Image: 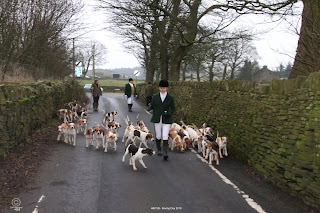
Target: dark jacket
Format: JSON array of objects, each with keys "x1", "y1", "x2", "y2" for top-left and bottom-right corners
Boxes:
[
  {"x1": 146, "y1": 86, "x2": 153, "y2": 97},
  {"x1": 91, "y1": 83, "x2": 102, "y2": 97},
  {"x1": 125, "y1": 83, "x2": 137, "y2": 98},
  {"x1": 150, "y1": 92, "x2": 175, "y2": 124}
]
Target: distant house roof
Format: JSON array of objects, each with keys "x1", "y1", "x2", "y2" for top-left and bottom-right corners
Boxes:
[{"x1": 252, "y1": 66, "x2": 280, "y2": 82}]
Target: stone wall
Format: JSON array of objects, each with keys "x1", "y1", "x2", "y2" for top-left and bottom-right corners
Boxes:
[
  {"x1": 0, "y1": 80, "x2": 85, "y2": 158},
  {"x1": 137, "y1": 73, "x2": 320, "y2": 209}
]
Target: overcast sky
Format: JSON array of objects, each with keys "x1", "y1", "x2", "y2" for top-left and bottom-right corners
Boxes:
[{"x1": 80, "y1": 1, "x2": 302, "y2": 71}]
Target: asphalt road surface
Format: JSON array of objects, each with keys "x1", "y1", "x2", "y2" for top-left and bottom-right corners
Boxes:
[{"x1": 3, "y1": 93, "x2": 318, "y2": 213}]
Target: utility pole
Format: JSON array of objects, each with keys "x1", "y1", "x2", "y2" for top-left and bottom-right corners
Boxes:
[
  {"x1": 72, "y1": 38, "x2": 75, "y2": 79},
  {"x1": 92, "y1": 44, "x2": 95, "y2": 81}
]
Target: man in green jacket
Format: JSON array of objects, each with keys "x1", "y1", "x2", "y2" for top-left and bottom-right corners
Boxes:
[
  {"x1": 149, "y1": 80, "x2": 175, "y2": 160},
  {"x1": 124, "y1": 78, "x2": 137, "y2": 112},
  {"x1": 90, "y1": 79, "x2": 102, "y2": 111}
]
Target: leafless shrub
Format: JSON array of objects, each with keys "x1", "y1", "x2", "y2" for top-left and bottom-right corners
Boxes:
[{"x1": 0, "y1": 63, "x2": 36, "y2": 82}]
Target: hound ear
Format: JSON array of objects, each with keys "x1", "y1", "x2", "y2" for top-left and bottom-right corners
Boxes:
[
  {"x1": 146, "y1": 133, "x2": 152, "y2": 140},
  {"x1": 134, "y1": 130, "x2": 140, "y2": 137},
  {"x1": 146, "y1": 148, "x2": 153, "y2": 155}
]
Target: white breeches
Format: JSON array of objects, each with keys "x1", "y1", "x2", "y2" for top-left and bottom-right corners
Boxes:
[
  {"x1": 154, "y1": 120, "x2": 171, "y2": 141},
  {"x1": 127, "y1": 96, "x2": 133, "y2": 104}
]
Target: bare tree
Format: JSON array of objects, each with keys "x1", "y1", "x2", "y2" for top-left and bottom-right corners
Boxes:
[
  {"x1": 150, "y1": 1, "x2": 254, "y2": 81},
  {"x1": 224, "y1": 34, "x2": 259, "y2": 80},
  {"x1": 96, "y1": 0, "x2": 182, "y2": 82},
  {"x1": 186, "y1": 43, "x2": 208, "y2": 81},
  {"x1": 0, "y1": 0, "x2": 84, "y2": 80},
  {"x1": 97, "y1": 0, "x2": 318, "y2": 80},
  {"x1": 97, "y1": 0, "x2": 245, "y2": 81},
  {"x1": 181, "y1": 26, "x2": 255, "y2": 81},
  {"x1": 289, "y1": 0, "x2": 320, "y2": 78},
  {"x1": 77, "y1": 40, "x2": 107, "y2": 78},
  {"x1": 218, "y1": 0, "x2": 319, "y2": 78}
]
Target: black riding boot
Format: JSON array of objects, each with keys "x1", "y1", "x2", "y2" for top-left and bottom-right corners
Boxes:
[
  {"x1": 163, "y1": 140, "x2": 169, "y2": 160},
  {"x1": 128, "y1": 104, "x2": 133, "y2": 112},
  {"x1": 93, "y1": 103, "x2": 98, "y2": 111},
  {"x1": 156, "y1": 139, "x2": 162, "y2": 156}
]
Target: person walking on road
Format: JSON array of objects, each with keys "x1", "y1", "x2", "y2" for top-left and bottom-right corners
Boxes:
[
  {"x1": 124, "y1": 78, "x2": 137, "y2": 112},
  {"x1": 145, "y1": 82, "x2": 153, "y2": 107},
  {"x1": 91, "y1": 79, "x2": 102, "y2": 111},
  {"x1": 148, "y1": 80, "x2": 175, "y2": 160}
]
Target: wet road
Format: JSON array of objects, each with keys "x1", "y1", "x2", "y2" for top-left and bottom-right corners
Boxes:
[{"x1": 2, "y1": 93, "x2": 317, "y2": 213}]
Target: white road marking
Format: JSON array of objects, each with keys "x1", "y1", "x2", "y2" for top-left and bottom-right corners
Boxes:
[
  {"x1": 191, "y1": 149, "x2": 266, "y2": 213},
  {"x1": 32, "y1": 195, "x2": 46, "y2": 213}
]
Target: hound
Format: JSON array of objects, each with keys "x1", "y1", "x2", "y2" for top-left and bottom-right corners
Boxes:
[
  {"x1": 216, "y1": 136, "x2": 228, "y2": 158},
  {"x1": 77, "y1": 119, "x2": 87, "y2": 133},
  {"x1": 169, "y1": 128, "x2": 185, "y2": 152},
  {"x1": 57, "y1": 109, "x2": 68, "y2": 120},
  {"x1": 68, "y1": 123, "x2": 77, "y2": 146},
  {"x1": 133, "y1": 130, "x2": 154, "y2": 148},
  {"x1": 84, "y1": 128, "x2": 94, "y2": 148},
  {"x1": 57, "y1": 122, "x2": 69, "y2": 143},
  {"x1": 122, "y1": 144, "x2": 155, "y2": 171},
  {"x1": 103, "y1": 111, "x2": 119, "y2": 124},
  {"x1": 105, "y1": 130, "x2": 118, "y2": 152},
  {"x1": 95, "y1": 127, "x2": 105, "y2": 150},
  {"x1": 107, "y1": 121, "x2": 122, "y2": 136},
  {"x1": 205, "y1": 141, "x2": 219, "y2": 165}
]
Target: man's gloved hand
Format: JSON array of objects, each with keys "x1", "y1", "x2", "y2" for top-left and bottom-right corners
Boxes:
[
  {"x1": 163, "y1": 111, "x2": 170, "y2": 118},
  {"x1": 147, "y1": 103, "x2": 153, "y2": 112}
]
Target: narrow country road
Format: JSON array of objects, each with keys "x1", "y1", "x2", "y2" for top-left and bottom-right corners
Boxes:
[{"x1": 2, "y1": 93, "x2": 317, "y2": 213}]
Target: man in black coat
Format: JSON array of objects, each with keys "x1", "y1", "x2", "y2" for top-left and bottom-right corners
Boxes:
[
  {"x1": 145, "y1": 82, "x2": 153, "y2": 107},
  {"x1": 124, "y1": 78, "x2": 137, "y2": 112}
]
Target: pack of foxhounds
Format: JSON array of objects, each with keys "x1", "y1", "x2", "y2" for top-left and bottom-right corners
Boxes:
[{"x1": 56, "y1": 101, "x2": 228, "y2": 170}]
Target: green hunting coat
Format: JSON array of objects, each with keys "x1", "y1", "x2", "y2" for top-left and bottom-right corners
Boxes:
[
  {"x1": 91, "y1": 83, "x2": 102, "y2": 97},
  {"x1": 124, "y1": 83, "x2": 137, "y2": 98},
  {"x1": 150, "y1": 92, "x2": 175, "y2": 124}
]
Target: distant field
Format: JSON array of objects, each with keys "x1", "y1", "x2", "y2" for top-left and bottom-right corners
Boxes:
[{"x1": 79, "y1": 79, "x2": 145, "y2": 87}]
